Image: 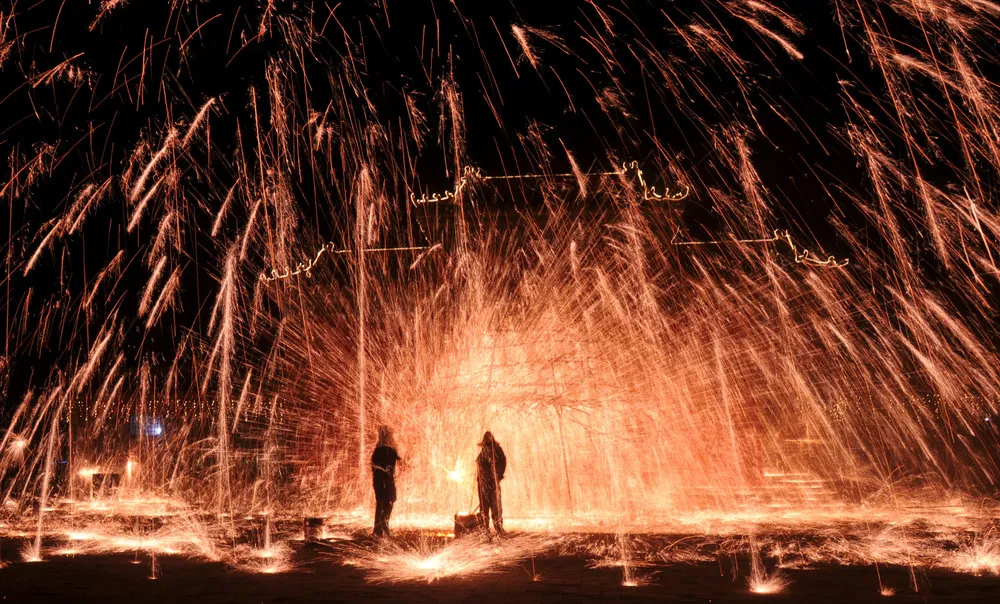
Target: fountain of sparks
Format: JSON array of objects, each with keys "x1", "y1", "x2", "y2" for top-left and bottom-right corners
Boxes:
[{"x1": 1, "y1": 0, "x2": 1000, "y2": 593}]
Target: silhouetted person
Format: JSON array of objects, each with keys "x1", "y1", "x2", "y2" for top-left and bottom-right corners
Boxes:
[
  {"x1": 371, "y1": 426, "x2": 400, "y2": 538},
  {"x1": 476, "y1": 431, "x2": 506, "y2": 535}
]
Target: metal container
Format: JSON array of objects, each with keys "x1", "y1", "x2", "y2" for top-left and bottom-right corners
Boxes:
[
  {"x1": 303, "y1": 517, "x2": 324, "y2": 543},
  {"x1": 454, "y1": 513, "x2": 484, "y2": 537}
]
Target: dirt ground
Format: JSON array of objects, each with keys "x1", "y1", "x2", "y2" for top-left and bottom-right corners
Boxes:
[{"x1": 1, "y1": 536, "x2": 998, "y2": 603}]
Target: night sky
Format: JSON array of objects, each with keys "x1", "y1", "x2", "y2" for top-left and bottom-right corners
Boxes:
[{"x1": 1, "y1": 1, "x2": 998, "y2": 412}]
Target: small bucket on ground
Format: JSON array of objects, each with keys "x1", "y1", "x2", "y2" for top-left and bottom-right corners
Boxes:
[
  {"x1": 454, "y1": 512, "x2": 484, "y2": 537},
  {"x1": 303, "y1": 517, "x2": 324, "y2": 543}
]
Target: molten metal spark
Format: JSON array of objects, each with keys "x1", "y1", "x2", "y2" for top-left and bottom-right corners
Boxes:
[{"x1": 342, "y1": 534, "x2": 556, "y2": 584}]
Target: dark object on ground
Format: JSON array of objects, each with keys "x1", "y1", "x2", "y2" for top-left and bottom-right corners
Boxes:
[
  {"x1": 303, "y1": 517, "x2": 324, "y2": 543},
  {"x1": 454, "y1": 512, "x2": 484, "y2": 536}
]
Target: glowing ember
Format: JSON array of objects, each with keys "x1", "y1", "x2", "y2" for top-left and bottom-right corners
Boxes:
[
  {"x1": 748, "y1": 571, "x2": 790, "y2": 594},
  {"x1": 342, "y1": 535, "x2": 556, "y2": 583},
  {"x1": 948, "y1": 539, "x2": 1000, "y2": 576},
  {"x1": 66, "y1": 531, "x2": 97, "y2": 541},
  {"x1": 20, "y1": 544, "x2": 43, "y2": 563},
  {"x1": 444, "y1": 461, "x2": 466, "y2": 484}
]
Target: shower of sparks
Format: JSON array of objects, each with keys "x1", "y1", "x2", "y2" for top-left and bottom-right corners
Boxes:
[
  {"x1": 748, "y1": 570, "x2": 791, "y2": 594},
  {"x1": 340, "y1": 533, "x2": 556, "y2": 583},
  {"x1": 1, "y1": 0, "x2": 1000, "y2": 595}
]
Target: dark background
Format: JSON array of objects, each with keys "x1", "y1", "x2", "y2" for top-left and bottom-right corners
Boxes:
[{"x1": 1, "y1": 1, "x2": 997, "y2": 415}]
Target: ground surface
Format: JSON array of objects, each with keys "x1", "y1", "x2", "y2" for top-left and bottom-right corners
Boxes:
[{"x1": 1, "y1": 536, "x2": 999, "y2": 604}]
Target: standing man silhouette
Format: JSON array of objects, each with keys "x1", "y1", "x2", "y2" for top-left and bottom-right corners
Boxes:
[
  {"x1": 371, "y1": 426, "x2": 400, "y2": 538},
  {"x1": 476, "y1": 431, "x2": 506, "y2": 536}
]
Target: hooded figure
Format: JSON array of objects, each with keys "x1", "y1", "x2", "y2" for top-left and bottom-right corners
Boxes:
[
  {"x1": 476, "y1": 431, "x2": 506, "y2": 535},
  {"x1": 371, "y1": 425, "x2": 400, "y2": 537}
]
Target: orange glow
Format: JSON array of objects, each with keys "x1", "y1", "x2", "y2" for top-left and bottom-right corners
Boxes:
[
  {"x1": 749, "y1": 572, "x2": 790, "y2": 594},
  {"x1": 3, "y1": 0, "x2": 1000, "y2": 595}
]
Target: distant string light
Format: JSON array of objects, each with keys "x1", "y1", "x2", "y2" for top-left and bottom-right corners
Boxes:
[
  {"x1": 672, "y1": 229, "x2": 850, "y2": 268},
  {"x1": 260, "y1": 245, "x2": 430, "y2": 283},
  {"x1": 410, "y1": 160, "x2": 690, "y2": 205},
  {"x1": 625, "y1": 160, "x2": 690, "y2": 202}
]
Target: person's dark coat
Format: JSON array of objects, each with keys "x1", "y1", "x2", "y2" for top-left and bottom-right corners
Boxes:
[
  {"x1": 476, "y1": 431, "x2": 506, "y2": 534},
  {"x1": 371, "y1": 445, "x2": 399, "y2": 502},
  {"x1": 476, "y1": 434, "x2": 506, "y2": 490}
]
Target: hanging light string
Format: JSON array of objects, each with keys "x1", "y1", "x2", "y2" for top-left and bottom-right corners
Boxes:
[
  {"x1": 259, "y1": 245, "x2": 431, "y2": 282},
  {"x1": 262, "y1": 161, "x2": 689, "y2": 282},
  {"x1": 410, "y1": 160, "x2": 690, "y2": 205},
  {"x1": 672, "y1": 229, "x2": 850, "y2": 268},
  {"x1": 261, "y1": 164, "x2": 843, "y2": 281}
]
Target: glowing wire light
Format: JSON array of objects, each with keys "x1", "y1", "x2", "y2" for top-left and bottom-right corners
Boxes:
[
  {"x1": 673, "y1": 229, "x2": 849, "y2": 268},
  {"x1": 262, "y1": 161, "x2": 689, "y2": 282}
]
